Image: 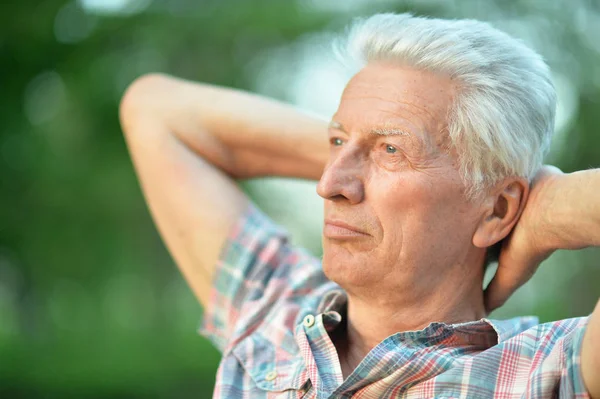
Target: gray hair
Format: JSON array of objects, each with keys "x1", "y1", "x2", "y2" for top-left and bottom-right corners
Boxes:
[{"x1": 337, "y1": 13, "x2": 556, "y2": 197}]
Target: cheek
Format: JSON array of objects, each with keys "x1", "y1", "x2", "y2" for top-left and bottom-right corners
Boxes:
[
  {"x1": 373, "y1": 172, "x2": 470, "y2": 233},
  {"x1": 374, "y1": 173, "x2": 432, "y2": 214}
]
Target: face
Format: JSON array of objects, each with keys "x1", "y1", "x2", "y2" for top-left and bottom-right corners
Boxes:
[{"x1": 317, "y1": 63, "x2": 486, "y2": 298}]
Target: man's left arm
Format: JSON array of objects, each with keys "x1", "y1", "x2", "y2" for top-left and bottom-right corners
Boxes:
[
  {"x1": 484, "y1": 168, "x2": 600, "y2": 397},
  {"x1": 544, "y1": 169, "x2": 600, "y2": 398}
]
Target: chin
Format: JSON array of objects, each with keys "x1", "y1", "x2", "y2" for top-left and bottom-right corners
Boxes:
[{"x1": 321, "y1": 249, "x2": 372, "y2": 289}]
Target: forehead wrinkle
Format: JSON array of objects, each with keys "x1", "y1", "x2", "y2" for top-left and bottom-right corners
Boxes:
[
  {"x1": 387, "y1": 97, "x2": 439, "y2": 125},
  {"x1": 343, "y1": 95, "x2": 440, "y2": 134},
  {"x1": 344, "y1": 88, "x2": 442, "y2": 119},
  {"x1": 345, "y1": 88, "x2": 445, "y2": 132}
]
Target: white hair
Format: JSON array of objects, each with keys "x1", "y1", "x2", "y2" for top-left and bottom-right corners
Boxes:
[{"x1": 337, "y1": 13, "x2": 556, "y2": 197}]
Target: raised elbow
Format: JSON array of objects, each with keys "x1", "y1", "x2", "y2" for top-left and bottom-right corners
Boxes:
[{"x1": 119, "y1": 73, "x2": 170, "y2": 134}]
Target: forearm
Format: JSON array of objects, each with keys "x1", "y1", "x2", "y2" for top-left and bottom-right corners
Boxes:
[
  {"x1": 548, "y1": 169, "x2": 600, "y2": 250},
  {"x1": 122, "y1": 73, "x2": 329, "y2": 180}
]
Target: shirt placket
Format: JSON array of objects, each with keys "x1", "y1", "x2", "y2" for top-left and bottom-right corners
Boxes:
[{"x1": 295, "y1": 312, "x2": 344, "y2": 398}]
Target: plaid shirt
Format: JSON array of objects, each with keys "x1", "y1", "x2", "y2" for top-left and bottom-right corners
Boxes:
[{"x1": 199, "y1": 204, "x2": 590, "y2": 398}]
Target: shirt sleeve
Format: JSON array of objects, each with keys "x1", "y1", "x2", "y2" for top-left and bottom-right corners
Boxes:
[
  {"x1": 198, "y1": 202, "x2": 328, "y2": 354},
  {"x1": 558, "y1": 316, "x2": 591, "y2": 398}
]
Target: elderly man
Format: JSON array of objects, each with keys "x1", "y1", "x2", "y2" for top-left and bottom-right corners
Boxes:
[{"x1": 120, "y1": 13, "x2": 599, "y2": 398}]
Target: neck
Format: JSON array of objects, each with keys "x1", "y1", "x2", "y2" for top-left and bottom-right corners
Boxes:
[
  {"x1": 346, "y1": 279, "x2": 486, "y2": 349},
  {"x1": 336, "y1": 261, "x2": 486, "y2": 376}
]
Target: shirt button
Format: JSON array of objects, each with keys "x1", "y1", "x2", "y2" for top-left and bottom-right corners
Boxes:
[
  {"x1": 303, "y1": 314, "x2": 315, "y2": 328},
  {"x1": 265, "y1": 371, "x2": 278, "y2": 381}
]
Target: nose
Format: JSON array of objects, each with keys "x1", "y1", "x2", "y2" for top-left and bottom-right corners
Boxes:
[{"x1": 316, "y1": 147, "x2": 365, "y2": 204}]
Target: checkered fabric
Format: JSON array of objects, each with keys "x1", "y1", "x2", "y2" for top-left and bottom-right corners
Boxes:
[{"x1": 199, "y1": 204, "x2": 590, "y2": 398}]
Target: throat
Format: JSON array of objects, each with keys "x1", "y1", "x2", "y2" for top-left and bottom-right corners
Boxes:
[
  {"x1": 327, "y1": 289, "x2": 487, "y2": 381},
  {"x1": 329, "y1": 310, "x2": 365, "y2": 380}
]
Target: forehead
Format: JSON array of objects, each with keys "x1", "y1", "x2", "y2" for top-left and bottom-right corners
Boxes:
[{"x1": 334, "y1": 63, "x2": 455, "y2": 145}]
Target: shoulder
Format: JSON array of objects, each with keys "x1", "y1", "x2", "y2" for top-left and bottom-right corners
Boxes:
[
  {"x1": 522, "y1": 316, "x2": 590, "y2": 348},
  {"x1": 535, "y1": 317, "x2": 590, "y2": 335},
  {"x1": 200, "y1": 202, "x2": 332, "y2": 352},
  {"x1": 427, "y1": 318, "x2": 591, "y2": 398},
  {"x1": 494, "y1": 316, "x2": 590, "y2": 359}
]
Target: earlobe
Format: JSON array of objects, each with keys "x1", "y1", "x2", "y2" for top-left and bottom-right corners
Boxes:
[{"x1": 472, "y1": 179, "x2": 529, "y2": 249}]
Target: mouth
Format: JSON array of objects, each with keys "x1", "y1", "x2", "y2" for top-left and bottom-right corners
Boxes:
[{"x1": 323, "y1": 219, "x2": 370, "y2": 239}]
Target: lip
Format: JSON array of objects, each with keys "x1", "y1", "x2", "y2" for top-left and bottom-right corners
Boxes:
[{"x1": 324, "y1": 219, "x2": 369, "y2": 239}]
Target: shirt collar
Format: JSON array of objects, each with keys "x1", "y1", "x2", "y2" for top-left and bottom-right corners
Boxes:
[
  {"x1": 316, "y1": 288, "x2": 539, "y2": 346},
  {"x1": 482, "y1": 316, "x2": 539, "y2": 342}
]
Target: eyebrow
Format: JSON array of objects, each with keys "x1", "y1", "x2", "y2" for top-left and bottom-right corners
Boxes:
[
  {"x1": 329, "y1": 120, "x2": 411, "y2": 137},
  {"x1": 369, "y1": 127, "x2": 410, "y2": 136}
]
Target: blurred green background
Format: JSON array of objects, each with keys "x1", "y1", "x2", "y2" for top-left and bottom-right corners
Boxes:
[{"x1": 1, "y1": 0, "x2": 599, "y2": 397}]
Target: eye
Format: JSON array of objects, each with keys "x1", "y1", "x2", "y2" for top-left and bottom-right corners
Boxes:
[
  {"x1": 385, "y1": 144, "x2": 397, "y2": 154},
  {"x1": 330, "y1": 137, "x2": 344, "y2": 146}
]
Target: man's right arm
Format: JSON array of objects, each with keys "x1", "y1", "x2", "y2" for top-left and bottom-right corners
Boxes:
[{"x1": 119, "y1": 74, "x2": 329, "y2": 308}]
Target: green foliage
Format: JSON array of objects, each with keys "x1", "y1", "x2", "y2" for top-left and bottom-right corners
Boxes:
[{"x1": 0, "y1": 0, "x2": 598, "y2": 397}]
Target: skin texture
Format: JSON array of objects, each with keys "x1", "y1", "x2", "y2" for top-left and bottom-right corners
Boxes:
[
  {"x1": 120, "y1": 69, "x2": 598, "y2": 394},
  {"x1": 316, "y1": 63, "x2": 528, "y2": 376},
  {"x1": 120, "y1": 75, "x2": 328, "y2": 306}
]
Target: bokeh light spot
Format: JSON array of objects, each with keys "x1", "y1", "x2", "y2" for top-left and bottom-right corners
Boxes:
[
  {"x1": 54, "y1": 1, "x2": 98, "y2": 44},
  {"x1": 23, "y1": 71, "x2": 67, "y2": 126},
  {"x1": 79, "y1": 0, "x2": 152, "y2": 16}
]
